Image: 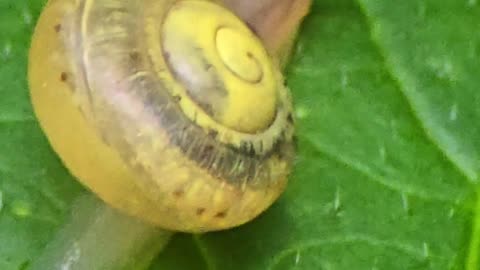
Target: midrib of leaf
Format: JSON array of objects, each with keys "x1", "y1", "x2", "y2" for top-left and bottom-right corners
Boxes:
[{"x1": 355, "y1": 1, "x2": 480, "y2": 269}]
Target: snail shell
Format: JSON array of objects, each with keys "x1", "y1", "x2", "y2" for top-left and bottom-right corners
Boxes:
[{"x1": 29, "y1": 0, "x2": 295, "y2": 232}]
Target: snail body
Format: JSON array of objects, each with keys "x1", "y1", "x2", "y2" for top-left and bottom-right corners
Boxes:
[{"x1": 29, "y1": 0, "x2": 295, "y2": 232}]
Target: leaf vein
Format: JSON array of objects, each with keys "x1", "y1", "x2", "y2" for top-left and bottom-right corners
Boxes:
[
  {"x1": 268, "y1": 234, "x2": 440, "y2": 270},
  {"x1": 303, "y1": 134, "x2": 459, "y2": 204}
]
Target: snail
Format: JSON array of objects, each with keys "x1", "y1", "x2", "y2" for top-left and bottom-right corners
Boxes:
[
  {"x1": 28, "y1": 0, "x2": 310, "y2": 268},
  {"x1": 28, "y1": 0, "x2": 296, "y2": 233}
]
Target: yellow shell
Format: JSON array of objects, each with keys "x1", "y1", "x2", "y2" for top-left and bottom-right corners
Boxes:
[{"x1": 28, "y1": 0, "x2": 295, "y2": 232}]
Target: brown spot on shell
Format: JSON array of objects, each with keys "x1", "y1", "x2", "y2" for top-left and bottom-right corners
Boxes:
[
  {"x1": 172, "y1": 95, "x2": 182, "y2": 102},
  {"x1": 173, "y1": 189, "x2": 184, "y2": 198},
  {"x1": 215, "y1": 211, "x2": 227, "y2": 218},
  {"x1": 60, "y1": 72, "x2": 68, "y2": 82},
  {"x1": 196, "y1": 208, "x2": 206, "y2": 216},
  {"x1": 54, "y1": 24, "x2": 61, "y2": 33}
]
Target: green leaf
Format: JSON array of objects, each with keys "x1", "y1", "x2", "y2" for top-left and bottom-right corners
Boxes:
[{"x1": 1, "y1": 0, "x2": 479, "y2": 269}]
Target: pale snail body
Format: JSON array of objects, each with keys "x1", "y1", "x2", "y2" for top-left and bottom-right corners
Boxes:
[{"x1": 29, "y1": 0, "x2": 295, "y2": 232}]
